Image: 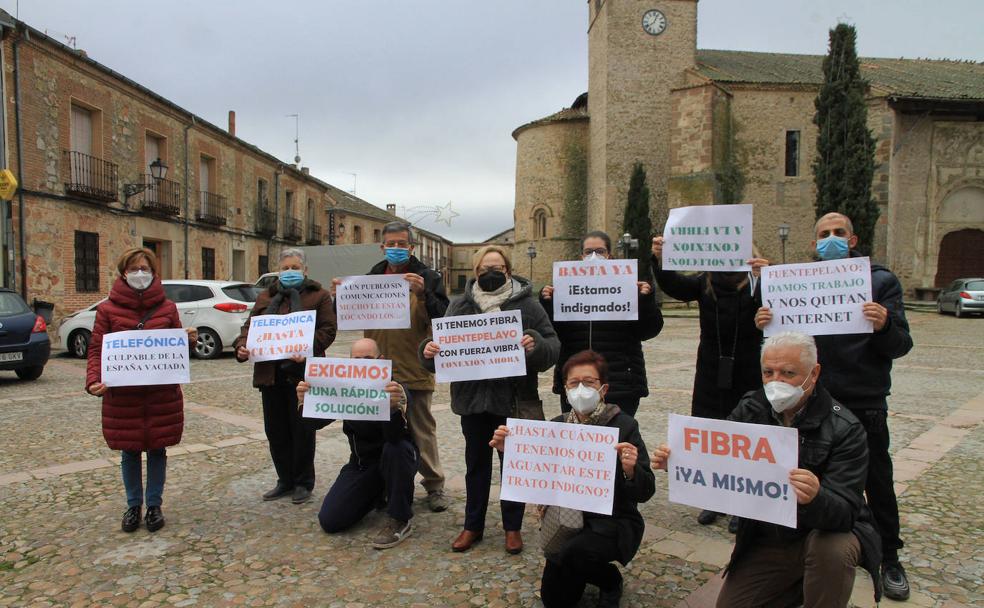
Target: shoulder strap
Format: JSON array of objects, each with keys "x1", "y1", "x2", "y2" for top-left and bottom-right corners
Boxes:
[{"x1": 135, "y1": 304, "x2": 163, "y2": 330}]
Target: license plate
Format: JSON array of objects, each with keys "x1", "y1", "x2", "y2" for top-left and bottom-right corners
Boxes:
[
  {"x1": 976, "y1": 295, "x2": 984, "y2": 302},
  {"x1": 0, "y1": 351, "x2": 24, "y2": 362}
]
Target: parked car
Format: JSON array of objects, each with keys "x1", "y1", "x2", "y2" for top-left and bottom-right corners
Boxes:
[
  {"x1": 255, "y1": 272, "x2": 279, "y2": 290},
  {"x1": 0, "y1": 288, "x2": 51, "y2": 380},
  {"x1": 937, "y1": 278, "x2": 984, "y2": 318},
  {"x1": 57, "y1": 280, "x2": 261, "y2": 359}
]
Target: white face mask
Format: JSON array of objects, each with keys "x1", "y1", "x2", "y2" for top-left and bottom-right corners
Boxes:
[
  {"x1": 764, "y1": 374, "x2": 812, "y2": 414},
  {"x1": 126, "y1": 270, "x2": 153, "y2": 291},
  {"x1": 566, "y1": 383, "x2": 603, "y2": 415},
  {"x1": 584, "y1": 252, "x2": 601, "y2": 261}
]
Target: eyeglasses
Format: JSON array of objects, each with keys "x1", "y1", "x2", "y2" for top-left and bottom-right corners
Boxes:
[
  {"x1": 126, "y1": 266, "x2": 152, "y2": 273},
  {"x1": 565, "y1": 377, "x2": 601, "y2": 389},
  {"x1": 582, "y1": 248, "x2": 608, "y2": 256},
  {"x1": 478, "y1": 266, "x2": 506, "y2": 274},
  {"x1": 384, "y1": 241, "x2": 410, "y2": 248}
]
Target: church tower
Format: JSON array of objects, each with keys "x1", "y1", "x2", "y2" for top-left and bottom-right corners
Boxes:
[{"x1": 587, "y1": 0, "x2": 698, "y2": 237}]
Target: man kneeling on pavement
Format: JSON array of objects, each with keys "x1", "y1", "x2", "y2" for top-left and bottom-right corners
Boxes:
[
  {"x1": 296, "y1": 338, "x2": 419, "y2": 550},
  {"x1": 652, "y1": 331, "x2": 882, "y2": 607}
]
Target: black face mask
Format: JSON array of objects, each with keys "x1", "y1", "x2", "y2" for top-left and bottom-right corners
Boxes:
[
  {"x1": 711, "y1": 271, "x2": 746, "y2": 288},
  {"x1": 477, "y1": 270, "x2": 507, "y2": 291}
]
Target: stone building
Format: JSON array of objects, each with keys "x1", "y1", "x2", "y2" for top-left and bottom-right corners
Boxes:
[
  {"x1": 513, "y1": 0, "x2": 984, "y2": 295},
  {"x1": 0, "y1": 11, "x2": 451, "y2": 326},
  {"x1": 449, "y1": 228, "x2": 515, "y2": 293}
]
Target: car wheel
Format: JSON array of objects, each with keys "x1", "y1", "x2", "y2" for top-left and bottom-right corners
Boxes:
[
  {"x1": 956, "y1": 301, "x2": 964, "y2": 318},
  {"x1": 15, "y1": 365, "x2": 44, "y2": 381},
  {"x1": 69, "y1": 329, "x2": 91, "y2": 358},
  {"x1": 937, "y1": 300, "x2": 944, "y2": 315},
  {"x1": 194, "y1": 328, "x2": 222, "y2": 359}
]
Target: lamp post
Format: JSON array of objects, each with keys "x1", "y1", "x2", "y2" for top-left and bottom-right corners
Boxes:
[
  {"x1": 778, "y1": 222, "x2": 790, "y2": 264},
  {"x1": 123, "y1": 158, "x2": 168, "y2": 206},
  {"x1": 526, "y1": 242, "x2": 537, "y2": 281},
  {"x1": 618, "y1": 232, "x2": 638, "y2": 259}
]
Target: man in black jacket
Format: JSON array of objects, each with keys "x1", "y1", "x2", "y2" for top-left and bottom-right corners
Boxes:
[
  {"x1": 297, "y1": 338, "x2": 419, "y2": 550},
  {"x1": 755, "y1": 212, "x2": 913, "y2": 600},
  {"x1": 652, "y1": 331, "x2": 881, "y2": 607}
]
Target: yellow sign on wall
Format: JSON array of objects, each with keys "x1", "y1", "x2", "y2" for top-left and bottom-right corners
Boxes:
[{"x1": 0, "y1": 169, "x2": 17, "y2": 200}]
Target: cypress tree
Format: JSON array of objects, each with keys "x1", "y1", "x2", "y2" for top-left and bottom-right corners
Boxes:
[
  {"x1": 622, "y1": 163, "x2": 653, "y2": 279},
  {"x1": 813, "y1": 23, "x2": 878, "y2": 255}
]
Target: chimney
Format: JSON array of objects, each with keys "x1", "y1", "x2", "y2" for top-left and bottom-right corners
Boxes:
[
  {"x1": 228, "y1": 110, "x2": 236, "y2": 137},
  {"x1": 301, "y1": 166, "x2": 310, "y2": 175},
  {"x1": 386, "y1": 204, "x2": 397, "y2": 215}
]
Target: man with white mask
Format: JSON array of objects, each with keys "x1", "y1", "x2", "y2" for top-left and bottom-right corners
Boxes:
[{"x1": 651, "y1": 331, "x2": 883, "y2": 607}]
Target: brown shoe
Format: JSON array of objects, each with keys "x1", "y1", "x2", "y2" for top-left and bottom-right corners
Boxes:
[
  {"x1": 505, "y1": 530, "x2": 524, "y2": 555},
  {"x1": 451, "y1": 529, "x2": 483, "y2": 552}
]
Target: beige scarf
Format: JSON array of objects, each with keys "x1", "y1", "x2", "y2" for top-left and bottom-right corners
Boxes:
[{"x1": 471, "y1": 278, "x2": 513, "y2": 313}]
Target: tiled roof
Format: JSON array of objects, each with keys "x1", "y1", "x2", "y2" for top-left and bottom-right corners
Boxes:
[
  {"x1": 695, "y1": 49, "x2": 984, "y2": 101},
  {"x1": 324, "y1": 184, "x2": 398, "y2": 222},
  {"x1": 512, "y1": 107, "x2": 589, "y2": 139}
]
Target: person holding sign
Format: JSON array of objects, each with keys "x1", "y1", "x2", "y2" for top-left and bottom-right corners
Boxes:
[
  {"x1": 85, "y1": 248, "x2": 196, "y2": 533},
  {"x1": 651, "y1": 332, "x2": 882, "y2": 607},
  {"x1": 420, "y1": 245, "x2": 559, "y2": 554},
  {"x1": 652, "y1": 236, "x2": 768, "y2": 530},
  {"x1": 753, "y1": 212, "x2": 913, "y2": 601},
  {"x1": 540, "y1": 231, "x2": 664, "y2": 417},
  {"x1": 333, "y1": 221, "x2": 451, "y2": 513},
  {"x1": 491, "y1": 351, "x2": 655, "y2": 608},
  {"x1": 296, "y1": 339, "x2": 419, "y2": 550},
  {"x1": 234, "y1": 248, "x2": 336, "y2": 506}
]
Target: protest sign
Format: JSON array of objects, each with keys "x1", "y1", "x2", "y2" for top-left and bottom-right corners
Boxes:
[
  {"x1": 500, "y1": 418, "x2": 619, "y2": 515},
  {"x1": 301, "y1": 357, "x2": 392, "y2": 421},
  {"x1": 101, "y1": 328, "x2": 191, "y2": 387},
  {"x1": 432, "y1": 310, "x2": 526, "y2": 383},
  {"x1": 667, "y1": 414, "x2": 798, "y2": 528},
  {"x1": 245, "y1": 310, "x2": 316, "y2": 362},
  {"x1": 552, "y1": 259, "x2": 638, "y2": 321},
  {"x1": 335, "y1": 274, "x2": 411, "y2": 330},
  {"x1": 662, "y1": 204, "x2": 754, "y2": 271},
  {"x1": 760, "y1": 257, "x2": 873, "y2": 336}
]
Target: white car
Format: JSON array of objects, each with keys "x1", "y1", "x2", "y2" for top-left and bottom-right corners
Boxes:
[{"x1": 57, "y1": 280, "x2": 261, "y2": 359}]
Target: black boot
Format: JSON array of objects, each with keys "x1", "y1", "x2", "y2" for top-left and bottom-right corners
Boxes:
[
  {"x1": 121, "y1": 506, "x2": 141, "y2": 533},
  {"x1": 597, "y1": 577, "x2": 624, "y2": 608},
  {"x1": 697, "y1": 510, "x2": 719, "y2": 525},
  {"x1": 145, "y1": 506, "x2": 165, "y2": 532},
  {"x1": 262, "y1": 483, "x2": 293, "y2": 501},
  {"x1": 728, "y1": 516, "x2": 740, "y2": 534},
  {"x1": 882, "y1": 562, "x2": 910, "y2": 601}
]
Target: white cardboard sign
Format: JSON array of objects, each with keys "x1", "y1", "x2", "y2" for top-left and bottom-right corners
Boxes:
[
  {"x1": 101, "y1": 329, "x2": 191, "y2": 387},
  {"x1": 335, "y1": 275, "x2": 411, "y2": 330},
  {"x1": 500, "y1": 418, "x2": 619, "y2": 515},
  {"x1": 760, "y1": 257, "x2": 873, "y2": 336},
  {"x1": 245, "y1": 310, "x2": 317, "y2": 362},
  {"x1": 667, "y1": 414, "x2": 799, "y2": 528},
  {"x1": 301, "y1": 357, "x2": 392, "y2": 421},
  {"x1": 662, "y1": 204, "x2": 754, "y2": 271},
  {"x1": 432, "y1": 311, "x2": 526, "y2": 383},
  {"x1": 552, "y1": 259, "x2": 639, "y2": 321}
]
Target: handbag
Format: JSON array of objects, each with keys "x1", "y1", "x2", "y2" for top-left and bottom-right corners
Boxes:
[{"x1": 538, "y1": 505, "x2": 583, "y2": 560}]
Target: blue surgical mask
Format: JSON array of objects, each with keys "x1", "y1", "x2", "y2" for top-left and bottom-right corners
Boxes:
[
  {"x1": 279, "y1": 269, "x2": 304, "y2": 288},
  {"x1": 816, "y1": 236, "x2": 849, "y2": 261},
  {"x1": 385, "y1": 247, "x2": 410, "y2": 266}
]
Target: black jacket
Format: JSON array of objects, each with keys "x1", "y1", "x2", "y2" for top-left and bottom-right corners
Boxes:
[
  {"x1": 420, "y1": 277, "x2": 560, "y2": 417},
  {"x1": 552, "y1": 408, "x2": 656, "y2": 565},
  {"x1": 726, "y1": 386, "x2": 882, "y2": 600},
  {"x1": 653, "y1": 257, "x2": 763, "y2": 419},
  {"x1": 539, "y1": 286, "x2": 663, "y2": 406},
  {"x1": 814, "y1": 253, "x2": 912, "y2": 410},
  {"x1": 317, "y1": 389, "x2": 416, "y2": 468}
]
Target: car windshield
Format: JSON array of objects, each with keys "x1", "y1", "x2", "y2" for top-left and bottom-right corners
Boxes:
[
  {"x1": 965, "y1": 280, "x2": 984, "y2": 291},
  {"x1": 0, "y1": 292, "x2": 31, "y2": 315},
  {"x1": 222, "y1": 285, "x2": 261, "y2": 303}
]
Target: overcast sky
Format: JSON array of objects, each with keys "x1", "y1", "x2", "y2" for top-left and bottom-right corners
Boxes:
[{"x1": 6, "y1": 0, "x2": 983, "y2": 241}]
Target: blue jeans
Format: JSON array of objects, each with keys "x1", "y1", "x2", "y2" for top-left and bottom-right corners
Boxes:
[{"x1": 121, "y1": 449, "x2": 167, "y2": 508}]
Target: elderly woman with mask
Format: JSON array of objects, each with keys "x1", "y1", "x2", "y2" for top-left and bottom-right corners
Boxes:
[
  {"x1": 491, "y1": 350, "x2": 656, "y2": 607},
  {"x1": 234, "y1": 248, "x2": 336, "y2": 505},
  {"x1": 420, "y1": 245, "x2": 559, "y2": 555}
]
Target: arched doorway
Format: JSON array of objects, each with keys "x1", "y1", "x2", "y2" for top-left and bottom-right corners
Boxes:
[{"x1": 935, "y1": 229, "x2": 984, "y2": 287}]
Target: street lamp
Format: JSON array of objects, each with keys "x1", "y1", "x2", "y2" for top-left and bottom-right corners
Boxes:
[
  {"x1": 123, "y1": 158, "x2": 168, "y2": 206},
  {"x1": 778, "y1": 223, "x2": 790, "y2": 264},
  {"x1": 526, "y1": 242, "x2": 537, "y2": 281},
  {"x1": 618, "y1": 232, "x2": 638, "y2": 259}
]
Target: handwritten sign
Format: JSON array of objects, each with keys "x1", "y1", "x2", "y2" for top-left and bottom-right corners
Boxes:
[
  {"x1": 552, "y1": 259, "x2": 638, "y2": 321},
  {"x1": 760, "y1": 257, "x2": 873, "y2": 336},
  {"x1": 301, "y1": 357, "x2": 392, "y2": 421},
  {"x1": 662, "y1": 204, "x2": 753, "y2": 271},
  {"x1": 101, "y1": 329, "x2": 191, "y2": 387},
  {"x1": 335, "y1": 275, "x2": 411, "y2": 330},
  {"x1": 432, "y1": 311, "x2": 526, "y2": 383},
  {"x1": 500, "y1": 418, "x2": 619, "y2": 515},
  {"x1": 245, "y1": 310, "x2": 316, "y2": 362},
  {"x1": 667, "y1": 414, "x2": 798, "y2": 528}
]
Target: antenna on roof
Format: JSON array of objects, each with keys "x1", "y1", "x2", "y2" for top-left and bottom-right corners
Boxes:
[{"x1": 286, "y1": 114, "x2": 301, "y2": 166}]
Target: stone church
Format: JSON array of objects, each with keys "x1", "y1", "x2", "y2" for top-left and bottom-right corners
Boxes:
[{"x1": 511, "y1": 0, "x2": 984, "y2": 296}]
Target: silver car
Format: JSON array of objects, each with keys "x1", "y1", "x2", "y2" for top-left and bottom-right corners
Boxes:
[
  {"x1": 57, "y1": 280, "x2": 261, "y2": 359},
  {"x1": 936, "y1": 278, "x2": 984, "y2": 318}
]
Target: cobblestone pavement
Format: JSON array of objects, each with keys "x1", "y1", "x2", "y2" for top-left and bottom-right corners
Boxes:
[{"x1": 1, "y1": 311, "x2": 981, "y2": 607}]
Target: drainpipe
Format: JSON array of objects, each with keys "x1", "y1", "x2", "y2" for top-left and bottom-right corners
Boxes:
[
  {"x1": 272, "y1": 167, "x2": 280, "y2": 259},
  {"x1": 13, "y1": 27, "x2": 27, "y2": 298},
  {"x1": 183, "y1": 116, "x2": 195, "y2": 279}
]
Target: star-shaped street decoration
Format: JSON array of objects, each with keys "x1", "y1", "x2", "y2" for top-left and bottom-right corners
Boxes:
[{"x1": 433, "y1": 201, "x2": 459, "y2": 226}]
